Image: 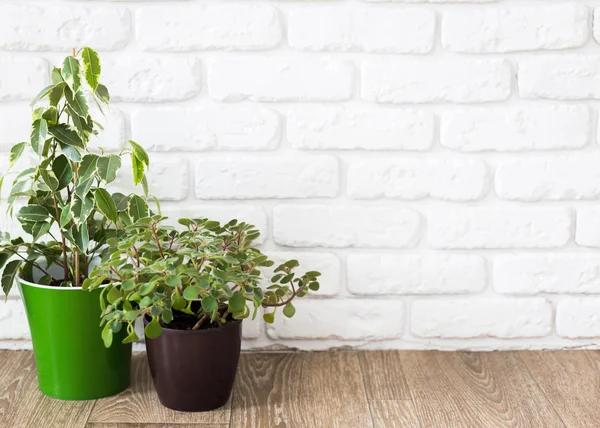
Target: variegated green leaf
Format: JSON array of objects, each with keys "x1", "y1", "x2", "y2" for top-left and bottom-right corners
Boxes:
[
  {"x1": 2, "y1": 260, "x2": 22, "y2": 297},
  {"x1": 94, "y1": 188, "x2": 118, "y2": 224},
  {"x1": 128, "y1": 195, "x2": 149, "y2": 221},
  {"x1": 52, "y1": 154, "x2": 73, "y2": 191},
  {"x1": 64, "y1": 86, "x2": 89, "y2": 118},
  {"x1": 48, "y1": 124, "x2": 84, "y2": 149},
  {"x1": 60, "y1": 202, "x2": 72, "y2": 227},
  {"x1": 72, "y1": 195, "x2": 94, "y2": 225},
  {"x1": 30, "y1": 119, "x2": 48, "y2": 155},
  {"x1": 97, "y1": 155, "x2": 121, "y2": 183},
  {"x1": 61, "y1": 56, "x2": 81, "y2": 92},
  {"x1": 9, "y1": 142, "x2": 26, "y2": 168},
  {"x1": 82, "y1": 47, "x2": 101, "y2": 91}
]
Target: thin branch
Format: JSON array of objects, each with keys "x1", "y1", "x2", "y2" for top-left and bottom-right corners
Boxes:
[
  {"x1": 263, "y1": 284, "x2": 307, "y2": 308},
  {"x1": 192, "y1": 313, "x2": 209, "y2": 330},
  {"x1": 150, "y1": 223, "x2": 165, "y2": 259},
  {"x1": 7, "y1": 249, "x2": 52, "y2": 277}
]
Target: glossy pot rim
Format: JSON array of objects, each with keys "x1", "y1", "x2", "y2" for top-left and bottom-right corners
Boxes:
[
  {"x1": 17, "y1": 275, "x2": 109, "y2": 291},
  {"x1": 144, "y1": 315, "x2": 242, "y2": 335}
]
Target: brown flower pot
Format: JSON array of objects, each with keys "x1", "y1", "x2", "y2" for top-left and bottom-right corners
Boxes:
[{"x1": 144, "y1": 318, "x2": 242, "y2": 412}]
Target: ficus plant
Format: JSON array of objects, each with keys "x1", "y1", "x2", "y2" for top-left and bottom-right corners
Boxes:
[
  {"x1": 84, "y1": 215, "x2": 321, "y2": 347},
  {"x1": 0, "y1": 47, "x2": 150, "y2": 293}
]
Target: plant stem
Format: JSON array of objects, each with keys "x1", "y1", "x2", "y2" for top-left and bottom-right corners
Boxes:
[
  {"x1": 150, "y1": 223, "x2": 165, "y2": 259},
  {"x1": 263, "y1": 285, "x2": 307, "y2": 308},
  {"x1": 7, "y1": 249, "x2": 52, "y2": 277},
  {"x1": 192, "y1": 313, "x2": 209, "y2": 330},
  {"x1": 52, "y1": 195, "x2": 69, "y2": 282}
]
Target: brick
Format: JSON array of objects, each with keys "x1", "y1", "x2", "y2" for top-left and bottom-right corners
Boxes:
[
  {"x1": 411, "y1": 298, "x2": 552, "y2": 338},
  {"x1": 441, "y1": 105, "x2": 591, "y2": 152},
  {"x1": 274, "y1": 205, "x2": 421, "y2": 248},
  {"x1": 194, "y1": 155, "x2": 338, "y2": 199},
  {"x1": 289, "y1": 7, "x2": 434, "y2": 53},
  {"x1": 111, "y1": 156, "x2": 189, "y2": 201},
  {"x1": 363, "y1": 0, "x2": 496, "y2": 2},
  {"x1": 520, "y1": 55, "x2": 600, "y2": 100},
  {"x1": 131, "y1": 106, "x2": 280, "y2": 151},
  {"x1": 137, "y1": 5, "x2": 281, "y2": 51},
  {"x1": 495, "y1": 254, "x2": 600, "y2": 295},
  {"x1": 0, "y1": 300, "x2": 30, "y2": 340},
  {"x1": 267, "y1": 299, "x2": 404, "y2": 340},
  {"x1": 443, "y1": 4, "x2": 588, "y2": 53},
  {"x1": 593, "y1": 8, "x2": 600, "y2": 45},
  {"x1": 0, "y1": 4, "x2": 130, "y2": 51},
  {"x1": 263, "y1": 252, "x2": 341, "y2": 297},
  {"x1": 0, "y1": 56, "x2": 48, "y2": 101},
  {"x1": 347, "y1": 157, "x2": 488, "y2": 201},
  {"x1": 0, "y1": 105, "x2": 31, "y2": 151},
  {"x1": 362, "y1": 59, "x2": 511, "y2": 103},
  {"x1": 429, "y1": 207, "x2": 571, "y2": 249},
  {"x1": 496, "y1": 156, "x2": 600, "y2": 201},
  {"x1": 576, "y1": 208, "x2": 600, "y2": 248},
  {"x1": 102, "y1": 56, "x2": 201, "y2": 102},
  {"x1": 347, "y1": 254, "x2": 486, "y2": 295},
  {"x1": 160, "y1": 204, "x2": 268, "y2": 244},
  {"x1": 287, "y1": 106, "x2": 434, "y2": 151},
  {"x1": 242, "y1": 304, "x2": 262, "y2": 340},
  {"x1": 556, "y1": 298, "x2": 600, "y2": 338},
  {"x1": 208, "y1": 58, "x2": 354, "y2": 102},
  {"x1": 92, "y1": 109, "x2": 126, "y2": 153}
]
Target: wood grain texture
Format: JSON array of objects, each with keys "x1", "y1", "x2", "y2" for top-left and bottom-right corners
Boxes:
[
  {"x1": 358, "y1": 351, "x2": 420, "y2": 428},
  {"x1": 4, "y1": 350, "x2": 600, "y2": 428},
  {"x1": 87, "y1": 353, "x2": 230, "y2": 425},
  {"x1": 521, "y1": 350, "x2": 600, "y2": 427},
  {"x1": 86, "y1": 424, "x2": 228, "y2": 428},
  {"x1": 231, "y1": 352, "x2": 372, "y2": 428},
  {"x1": 401, "y1": 351, "x2": 564, "y2": 427},
  {"x1": 0, "y1": 350, "x2": 93, "y2": 428}
]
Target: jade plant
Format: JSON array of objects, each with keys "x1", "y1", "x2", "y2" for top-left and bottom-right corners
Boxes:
[
  {"x1": 0, "y1": 47, "x2": 150, "y2": 294},
  {"x1": 85, "y1": 215, "x2": 321, "y2": 347}
]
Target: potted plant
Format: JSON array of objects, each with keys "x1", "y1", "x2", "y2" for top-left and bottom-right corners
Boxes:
[
  {"x1": 85, "y1": 215, "x2": 321, "y2": 412},
  {"x1": 0, "y1": 47, "x2": 150, "y2": 400}
]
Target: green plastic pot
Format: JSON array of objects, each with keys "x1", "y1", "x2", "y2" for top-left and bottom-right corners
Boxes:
[{"x1": 18, "y1": 276, "x2": 132, "y2": 400}]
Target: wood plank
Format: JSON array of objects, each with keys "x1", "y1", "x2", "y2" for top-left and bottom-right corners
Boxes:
[
  {"x1": 0, "y1": 351, "x2": 93, "y2": 428},
  {"x1": 401, "y1": 351, "x2": 564, "y2": 427},
  {"x1": 87, "y1": 424, "x2": 228, "y2": 428},
  {"x1": 0, "y1": 351, "x2": 36, "y2": 422},
  {"x1": 231, "y1": 352, "x2": 372, "y2": 428},
  {"x1": 88, "y1": 353, "x2": 230, "y2": 425},
  {"x1": 358, "y1": 351, "x2": 420, "y2": 428},
  {"x1": 521, "y1": 350, "x2": 600, "y2": 427}
]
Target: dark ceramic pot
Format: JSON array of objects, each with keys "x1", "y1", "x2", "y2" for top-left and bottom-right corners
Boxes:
[{"x1": 144, "y1": 317, "x2": 242, "y2": 412}]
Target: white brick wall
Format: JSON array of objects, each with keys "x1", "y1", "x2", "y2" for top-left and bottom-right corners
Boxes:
[{"x1": 3, "y1": 0, "x2": 600, "y2": 351}]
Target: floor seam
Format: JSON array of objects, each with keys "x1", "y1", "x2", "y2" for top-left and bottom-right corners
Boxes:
[
  {"x1": 516, "y1": 352, "x2": 568, "y2": 428},
  {"x1": 356, "y1": 351, "x2": 378, "y2": 428}
]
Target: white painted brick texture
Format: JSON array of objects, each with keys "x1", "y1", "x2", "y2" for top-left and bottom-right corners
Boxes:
[
  {"x1": 347, "y1": 157, "x2": 488, "y2": 201},
  {"x1": 0, "y1": 4, "x2": 130, "y2": 51},
  {"x1": 496, "y1": 156, "x2": 600, "y2": 201},
  {"x1": 3, "y1": 0, "x2": 600, "y2": 351},
  {"x1": 441, "y1": 105, "x2": 591, "y2": 152},
  {"x1": 442, "y1": 4, "x2": 588, "y2": 53},
  {"x1": 289, "y1": 7, "x2": 435, "y2": 53},
  {"x1": 137, "y1": 5, "x2": 282, "y2": 51},
  {"x1": 412, "y1": 298, "x2": 552, "y2": 339},
  {"x1": 361, "y1": 59, "x2": 511, "y2": 103}
]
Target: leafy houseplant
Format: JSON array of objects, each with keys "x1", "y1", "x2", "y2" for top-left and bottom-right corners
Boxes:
[
  {"x1": 86, "y1": 215, "x2": 321, "y2": 411},
  {"x1": 0, "y1": 47, "x2": 150, "y2": 400}
]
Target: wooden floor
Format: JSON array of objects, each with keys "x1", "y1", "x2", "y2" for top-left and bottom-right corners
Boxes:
[{"x1": 1, "y1": 351, "x2": 600, "y2": 428}]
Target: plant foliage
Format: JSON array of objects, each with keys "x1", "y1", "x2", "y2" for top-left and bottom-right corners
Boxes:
[
  {"x1": 0, "y1": 47, "x2": 150, "y2": 294},
  {"x1": 85, "y1": 216, "x2": 321, "y2": 347}
]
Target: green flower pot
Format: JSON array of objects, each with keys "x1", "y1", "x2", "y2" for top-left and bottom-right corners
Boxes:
[{"x1": 18, "y1": 276, "x2": 132, "y2": 400}]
